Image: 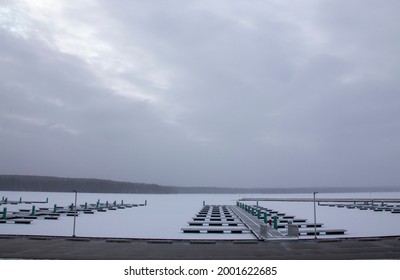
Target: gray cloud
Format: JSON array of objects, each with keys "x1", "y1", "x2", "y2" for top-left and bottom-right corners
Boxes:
[{"x1": 1, "y1": 0, "x2": 399, "y2": 188}]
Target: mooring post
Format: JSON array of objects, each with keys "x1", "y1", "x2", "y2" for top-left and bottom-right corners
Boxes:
[
  {"x1": 203, "y1": 200, "x2": 205, "y2": 206},
  {"x1": 31, "y1": 205, "x2": 36, "y2": 216},
  {"x1": 264, "y1": 212, "x2": 268, "y2": 224},
  {"x1": 85, "y1": 202, "x2": 87, "y2": 209},
  {"x1": 106, "y1": 201, "x2": 108, "y2": 207},
  {"x1": 1, "y1": 207, "x2": 6, "y2": 219},
  {"x1": 53, "y1": 204, "x2": 57, "y2": 213},
  {"x1": 96, "y1": 200, "x2": 100, "y2": 208},
  {"x1": 273, "y1": 216, "x2": 278, "y2": 230},
  {"x1": 145, "y1": 200, "x2": 147, "y2": 206},
  {"x1": 257, "y1": 209, "x2": 261, "y2": 219},
  {"x1": 46, "y1": 198, "x2": 48, "y2": 203},
  {"x1": 121, "y1": 200, "x2": 124, "y2": 205},
  {"x1": 113, "y1": 201, "x2": 116, "y2": 206},
  {"x1": 19, "y1": 197, "x2": 22, "y2": 203}
]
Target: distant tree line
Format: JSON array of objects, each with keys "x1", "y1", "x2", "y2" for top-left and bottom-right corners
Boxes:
[{"x1": 1, "y1": 175, "x2": 399, "y2": 194}]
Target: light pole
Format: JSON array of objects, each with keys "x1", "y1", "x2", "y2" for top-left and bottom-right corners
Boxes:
[
  {"x1": 313, "y1": 192, "x2": 318, "y2": 241},
  {"x1": 72, "y1": 190, "x2": 78, "y2": 237}
]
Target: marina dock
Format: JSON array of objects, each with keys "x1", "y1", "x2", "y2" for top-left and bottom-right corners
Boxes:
[
  {"x1": 1, "y1": 199, "x2": 147, "y2": 224},
  {"x1": 240, "y1": 197, "x2": 400, "y2": 203},
  {"x1": 229, "y1": 205, "x2": 284, "y2": 239}
]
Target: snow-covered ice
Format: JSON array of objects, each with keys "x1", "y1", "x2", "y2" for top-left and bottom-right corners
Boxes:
[{"x1": 1, "y1": 191, "x2": 399, "y2": 239}]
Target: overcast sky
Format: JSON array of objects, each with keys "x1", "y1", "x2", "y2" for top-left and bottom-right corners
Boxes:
[{"x1": 1, "y1": 0, "x2": 399, "y2": 188}]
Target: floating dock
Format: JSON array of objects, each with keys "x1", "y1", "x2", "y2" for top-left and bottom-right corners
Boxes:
[
  {"x1": 1, "y1": 199, "x2": 147, "y2": 224},
  {"x1": 239, "y1": 197, "x2": 400, "y2": 203},
  {"x1": 0, "y1": 197, "x2": 49, "y2": 206},
  {"x1": 182, "y1": 205, "x2": 252, "y2": 234},
  {"x1": 319, "y1": 202, "x2": 400, "y2": 214},
  {"x1": 236, "y1": 202, "x2": 347, "y2": 238},
  {"x1": 229, "y1": 205, "x2": 284, "y2": 239}
]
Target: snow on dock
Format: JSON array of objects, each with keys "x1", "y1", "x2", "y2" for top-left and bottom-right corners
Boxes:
[
  {"x1": 1, "y1": 199, "x2": 147, "y2": 225},
  {"x1": 236, "y1": 202, "x2": 347, "y2": 239}
]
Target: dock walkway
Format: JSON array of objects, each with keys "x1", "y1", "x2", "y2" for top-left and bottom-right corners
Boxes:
[{"x1": 229, "y1": 206, "x2": 284, "y2": 240}]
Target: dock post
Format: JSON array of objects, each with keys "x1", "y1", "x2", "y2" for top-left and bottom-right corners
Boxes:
[
  {"x1": 96, "y1": 201, "x2": 99, "y2": 209},
  {"x1": 257, "y1": 209, "x2": 261, "y2": 219},
  {"x1": 31, "y1": 205, "x2": 36, "y2": 216},
  {"x1": 1, "y1": 207, "x2": 6, "y2": 219},
  {"x1": 264, "y1": 212, "x2": 268, "y2": 224},
  {"x1": 106, "y1": 201, "x2": 109, "y2": 207},
  {"x1": 273, "y1": 216, "x2": 278, "y2": 230},
  {"x1": 256, "y1": 201, "x2": 259, "y2": 206},
  {"x1": 203, "y1": 200, "x2": 205, "y2": 206},
  {"x1": 121, "y1": 200, "x2": 124, "y2": 205},
  {"x1": 46, "y1": 198, "x2": 48, "y2": 203},
  {"x1": 19, "y1": 197, "x2": 22, "y2": 203},
  {"x1": 4, "y1": 197, "x2": 7, "y2": 203},
  {"x1": 1, "y1": 196, "x2": 3, "y2": 202},
  {"x1": 53, "y1": 204, "x2": 57, "y2": 213},
  {"x1": 85, "y1": 202, "x2": 88, "y2": 209},
  {"x1": 145, "y1": 200, "x2": 147, "y2": 206},
  {"x1": 113, "y1": 201, "x2": 116, "y2": 206}
]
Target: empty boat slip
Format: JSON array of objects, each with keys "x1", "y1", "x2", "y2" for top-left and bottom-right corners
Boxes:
[{"x1": 182, "y1": 205, "x2": 254, "y2": 236}]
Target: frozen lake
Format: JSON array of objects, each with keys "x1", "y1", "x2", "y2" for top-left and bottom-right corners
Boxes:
[{"x1": 1, "y1": 191, "x2": 400, "y2": 239}]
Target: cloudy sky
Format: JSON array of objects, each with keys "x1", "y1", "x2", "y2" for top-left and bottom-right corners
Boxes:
[{"x1": 1, "y1": 0, "x2": 399, "y2": 188}]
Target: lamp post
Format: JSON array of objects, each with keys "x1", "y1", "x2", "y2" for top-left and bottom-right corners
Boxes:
[
  {"x1": 72, "y1": 190, "x2": 78, "y2": 237},
  {"x1": 313, "y1": 192, "x2": 318, "y2": 241}
]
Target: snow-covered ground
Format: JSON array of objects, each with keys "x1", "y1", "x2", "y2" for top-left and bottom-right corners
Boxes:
[{"x1": 1, "y1": 191, "x2": 399, "y2": 239}]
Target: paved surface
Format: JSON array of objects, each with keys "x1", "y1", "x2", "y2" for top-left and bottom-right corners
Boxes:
[
  {"x1": 229, "y1": 206, "x2": 284, "y2": 239},
  {"x1": 1, "y1": 235, "x2": 400, "y2": 259}
]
